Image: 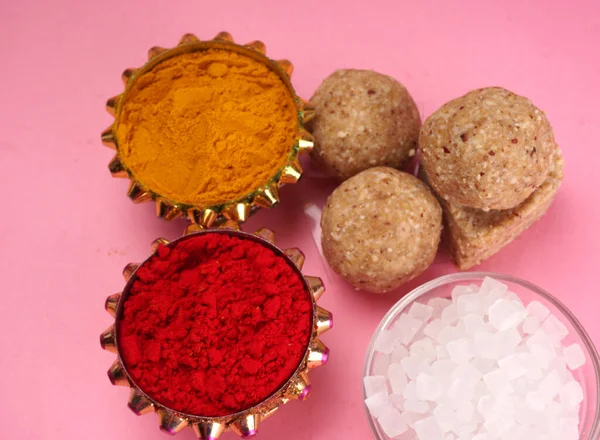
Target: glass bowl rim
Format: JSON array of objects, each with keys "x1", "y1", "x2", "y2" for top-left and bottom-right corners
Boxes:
[{"x1": 361, "y1": 271, "x2": 600, "y2": 439}]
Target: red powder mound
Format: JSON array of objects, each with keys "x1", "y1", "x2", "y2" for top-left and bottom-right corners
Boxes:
[{"x1": 118, "y1": 233, "x2": 313, "y2": 416}]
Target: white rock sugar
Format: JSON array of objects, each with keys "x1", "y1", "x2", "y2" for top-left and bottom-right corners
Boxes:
[
  {"x1": 542, "y1": 314, "x2": 569, "y2": 343},
  {"x1": 374, "y1": 329, "x2": 398, "y2": 354},
  {"x1": 410, "y1": 337, "x2": 437, "y2": 362},
  {"x1": 364, "y1": 375, "x2": 388, "y2": 397},
  {"x1": 526, "y1": 300, "x2": 551, "y2": 321},
  {"x1": 378, "y1": 408, "x2": 408, "y2": 437},
  {"x1": 364, "y1": 277, "x2": 587, "y2": 440},
  {"x1": 387, "y1": 363, "x2": 407, "y2": 394},
  {"x1": 522, "y1": 315, "x2": 541, "y2": 334},
  {"x1": 560, "y1": 380, "x2": 584, "y2": 409},
  {"x1": 416, "y1": 373, "x2": 442, "y2": 401},
  {"x1": 488, "y1": 298, "x2": 527, "y2": 331},
  {"x1": 563, "y1": 343, "x2": 585, "y2": 370},
  {"x1": 409, "y1": 302, "x2": 434, "y2": 322}
]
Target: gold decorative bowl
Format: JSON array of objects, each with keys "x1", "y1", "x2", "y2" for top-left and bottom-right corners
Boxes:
[
  {"x1": 101, "y1": 31, "x2": 315, "y2": 226},
  {"x1": 99, "y1": 224, "x2": 332, "y2": 438}
]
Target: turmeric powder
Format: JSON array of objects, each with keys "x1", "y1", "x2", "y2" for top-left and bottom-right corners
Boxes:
[{"x1": 116, "y1": 48, "x2": 298, "y2": 206}]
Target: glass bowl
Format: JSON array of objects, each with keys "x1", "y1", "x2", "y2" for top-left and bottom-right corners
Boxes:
[{"x1": 362, "y1": 272, "x2": 600, "y2": 439}]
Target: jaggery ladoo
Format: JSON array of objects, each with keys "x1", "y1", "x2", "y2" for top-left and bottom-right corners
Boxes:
[
  {"x1": 321, "y1": 167, "x2": 442, "y2": 293},
  {"x1": 420, "y1": 87, "x2": 557, "y2": 211},
  {"x1": 310, "y1": 70, "x2": 421, "y2": 180},
  {"x1": 419, "y1": 147, "x2": 563, "y2": 270},
  {"x1": 439, "y1": 150, "x2": 563, "y2": 269}
]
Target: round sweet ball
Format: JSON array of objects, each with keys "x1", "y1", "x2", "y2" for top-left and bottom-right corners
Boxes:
[
  {"x1": 321, "y1": 167, "x2": 442, "y2": 294},
  {"x1": 420, "y1": 87, "x2": 557, "y2": 211},
  {"x1": 310, "y1": 69, "x2": 421, "y2": 180}
]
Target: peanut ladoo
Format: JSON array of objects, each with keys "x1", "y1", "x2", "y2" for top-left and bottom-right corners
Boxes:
[
  {"x1": 310, "y1": 70, "x2": 421, "y2": 180},
  {"x1": 321, "y1": 167, "x2": 442, "y2": 294},
  {"x1": 420, "y1": 87, "x2": 557, "y2": 211}
]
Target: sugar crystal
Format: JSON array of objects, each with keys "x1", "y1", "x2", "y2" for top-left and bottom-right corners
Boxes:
[
  {"x1": 390, "y1": 392, "x2": 405, "y2": 410},
  {"x1": 449, "y1": 378, "x2": 474, "y2": 402},
  {"x1": 519, "y1": 353, "x2": 543, "y2": 380},
  {"x1": 372, "y1": 353, "x2": 391, "y2": 376},
  {"x1": 529, "y1": 339, "x2": 556, "y2": 369},
  {"x1": 424, "y1": 318, "x2": 445, "y2": 340},
  {"x1": 489, "y1": 299, "x2": 528, "y2": 331},
  {"x1": 522, "y1": 316, "x2": 541, "y2": 335},
  {"x1": 402, "y1": 379, "x2": 417, "y2": 401},
  {"x1": 483, "y1": 369, "x2": 514, "y2": 395},
  {"x1": 512, "y1": 376, "x2": 529, "y2": 394},
  {"x1": 409, "y1": 301, "x2": 434, "y2": 322},
  {"x1": 525, "y1": 390, "x2": 546, "y2": 412},
  {"x1": 476, "y1": 394, "x2": 494, "y2": 418},
  {"x1": 411, "y1": 337, "x2": 437, "y2": 362},
  {"x1": 559, "y1": 380, "x2": 584, "y2": 409},
  {"x1": 558, "y1": 417, "x2": 579, "y2": 440},
  {"x1": 417, "y1": 372, "x2": 442, "y2": 401},
  {"x1": 402, "y1": 410, "x2": 426, "y2": 428},
  {"x1": 388, "y1": 363, "x2": 408, "y2": 394},
  {"x1": 428, "y1": 297, "x2": 452, "y2": 315},
  {"x1": 526, "y1": 329, "x2": 555, "y2": 351},
  {"x1": 390, "y1": 342, "x2": 409, "y2": 363},
  {"x1": 480, "y1": 277, "x2": 508, "y2": 295},
  {"x1": 437, "y1": 325, "x2": 461, "y2": 344},
  {"x1": 364, "y1": 390, "x2": 390, "y2": 418},
  {"x1": 441, "y1": 303, "x2": 459, "y2": 325},
  {"x1": 437, "y1": 344, "x2": 450, "y2": 360},
  {"x1": 375, "y1": 329, "x2": 397, "y2": 354},
  {"x1": 457, "y1": 293, "x2": 484, "y2": 317},
  {"x1": 474, "y1": 332, "x2": 499, "y2": 360},
  {"x1": 414, "y1": 416, "x2": 445, "y2": 440},
  {"x1": 463, "y1": 313, "x2": 487, "y2": 336},
  {"x1": 452, "y1": 285, "x2": 477, "y2": 303},
  {"x1": 378, "y1": 408, "x2": 408, "y2": 437},
  {"x1": 541, "y1": 314, "x2": 569, "y2": 344},
  {"x1": 432, "y1": 359, "x2": 456, "y2": 389},
  {"x1": 433, "y1": 404, "x2": 456, "y2": 432},
  {"x1": 401, "y1": 355, "x2": 432, "y2": 380},
  {"x1": 495, "y1": 392, "x2": 519, "y2": 414},
  {"x1": 498, "y1": 354, "x2": 527, "y2": 380},
  {"x1": 526, "y1": 300, "x2": 550, "y2": 321},
  {"x1": 563, "y1": 343, "x2": 585, "y2": 370},
  {"x1": 405, "y1": 398, "x2": 430, "y2": 414},
  {"x1": 446, "y1": 337, "x2": 475, "y2": 363},
  {"x1": 394, "y1": 312, "x2": 424, "y2": 345},
  {"x1": 451, "y1": 362, "x2": 482, "y2": 386},
  {"x1": 363, "y1": 375, "x2": 388, "y2": 397},
  {"x1": 456, "y1": 400, "x2": 475, "y2": 423},
  {"x1": 470, "y1": 358, "x2": 495, "y2": 375},
  {"x1": 496, "y1": 328, "x2": 522, "y2": 358},
  {"x1": 549, "y1": 355, "x2": 569, "y2": 380},
  {"x1": 483, "y1": 412, "x2": 515, "y2": 438}
]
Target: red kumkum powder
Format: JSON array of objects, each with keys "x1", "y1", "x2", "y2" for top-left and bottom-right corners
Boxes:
[{"x1": 118, "y1": 232, "x2": 313, "y2": 416}]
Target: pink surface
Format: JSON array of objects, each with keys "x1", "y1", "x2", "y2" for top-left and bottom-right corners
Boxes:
[{"x1": 1, "y1": 1, "x2": 599, "y2": 439}]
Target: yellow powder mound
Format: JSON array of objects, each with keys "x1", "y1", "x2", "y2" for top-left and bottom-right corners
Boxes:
[{"x1": 116, "y1": 48, "x2": 298, "y2": 206}]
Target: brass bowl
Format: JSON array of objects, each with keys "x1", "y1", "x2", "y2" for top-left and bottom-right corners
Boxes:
[
  {"x1": 101, "y1": 31, "x2": 315, "y2": 226},
  {"x1": 99, "y1": 225, "x2": 332, "y2": 438}
]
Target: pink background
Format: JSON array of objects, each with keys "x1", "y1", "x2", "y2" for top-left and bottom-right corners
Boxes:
[{"x1": 1, "y1": 0, "x2": 599, "y2": 439}]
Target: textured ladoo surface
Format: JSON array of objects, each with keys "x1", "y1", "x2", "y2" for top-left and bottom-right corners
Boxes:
[{"x1": 420, "y1": 148, "x2": 563, "y2": 269}]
